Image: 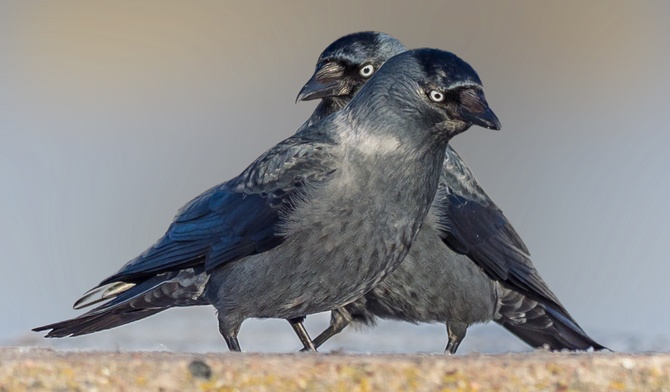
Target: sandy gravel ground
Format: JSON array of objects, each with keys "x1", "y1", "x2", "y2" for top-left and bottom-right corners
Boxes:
[{"x1": 1, "y1": 348, "x2": 669, "y2": 391}]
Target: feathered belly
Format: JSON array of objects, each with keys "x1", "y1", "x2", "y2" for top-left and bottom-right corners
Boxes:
[{"x1": 208, "y1": 200, "x2": 423, "y2": 320}]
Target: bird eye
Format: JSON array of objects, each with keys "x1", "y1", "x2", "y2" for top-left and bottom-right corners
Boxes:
[
  {"x1": 359, "y1": 64, "x2": 375, "y2": 78},
  {"x1": 429, "y1": 90, "x2": 445, "y2": 103}
]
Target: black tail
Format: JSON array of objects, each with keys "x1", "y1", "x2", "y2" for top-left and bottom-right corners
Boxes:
[
  {"x1": 495, "y1": 287, "x2": 607, "y2": 351},
  {"x1": 33, "y1": 268, "x2": 209, "y2": 338},
  {"x1": 32, "y1": 307, "x2": 167, "y2": 338}
]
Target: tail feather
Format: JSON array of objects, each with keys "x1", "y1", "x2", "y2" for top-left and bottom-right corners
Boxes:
[
  {"x1": 33, "y1": 267, "x2": 209, "y2": 338},
  {"x1": 495, "y1": 286, "x2": 607, "y2": 351},
  {"x1": 33, "y1": 308, "x2": 166, "y2": 338}
]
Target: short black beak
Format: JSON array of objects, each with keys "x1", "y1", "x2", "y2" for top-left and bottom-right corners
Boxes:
[
  {"x1": 459, "y1": 89, "x2": 501, "y2": 130},
  {"x1": 296, "y1": 73, "x2": 341, "y2": 103},
  {"x1": 461, "y1": 106, "x2": 501, "y2": 130}
]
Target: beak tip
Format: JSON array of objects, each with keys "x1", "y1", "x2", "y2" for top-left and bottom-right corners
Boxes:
[
  {"x1": 296, "y1": 74, "x2": 342, "y2": 103},
  {"x1": 488, "y1": 118, "x2": 502, "y2": 131},
  {"x1": 462, "y1": 108, "x2": 501, "y2": 131},
  {"x1": 477, "y1": 107, "x2": 501, "y2": 131},
  {"x1": 481, "y1": 106, "x2": 502, "y2": 131},
  {"x1": 295, "y1": 85, "x2": 309, "y2": 104}
]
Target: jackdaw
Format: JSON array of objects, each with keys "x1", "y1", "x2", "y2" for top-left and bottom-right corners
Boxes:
[
  {"x1": 296, "y1": 31, "x2": 604, "y2": 353},
  {"x1": 33, "y1": 47, "x2": 500, "y2": 352}
]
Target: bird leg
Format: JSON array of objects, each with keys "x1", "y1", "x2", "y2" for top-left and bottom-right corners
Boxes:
[
  {"x1": 445, "y1": 322, "x2": 467, "y2": 354},
  {"x1": 303, "y1": 308, "x2": 351, "y2": 352},
  {"x1": 218, "y1": 316, "x2": 242, "y2": 352},
  {"x1": 288, "y1": 317, "x2": 317, "y2": 352},
  {"x1": 224, "y1": 335, "x2": 241, "y2": 352}
]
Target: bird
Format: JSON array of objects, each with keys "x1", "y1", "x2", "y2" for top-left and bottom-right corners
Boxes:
[
  {"x1": 295, "y1": 31, "x2": 605, "y2": 353},
  {"x1": 33, "y1": 47, "x2": 501, "y2": 352}
]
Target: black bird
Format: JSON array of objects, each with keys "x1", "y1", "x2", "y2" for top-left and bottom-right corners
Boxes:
[
  {"x1": 34, "y1": 47, "x2": 500, "y2": 352},
  {"x1": 296, "y1": 31, "x2": 605, "y2": 353}
]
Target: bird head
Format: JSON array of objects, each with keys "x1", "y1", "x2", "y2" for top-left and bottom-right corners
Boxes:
[
  {"x1": 378, "y1": 48, "x2": 501, "y2": 138},
  {"x1": 296, "y1": 31, "x2": 407, "y2": 103}
]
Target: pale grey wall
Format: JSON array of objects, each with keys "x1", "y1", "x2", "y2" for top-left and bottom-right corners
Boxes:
[{"x1": 2, "y1": 1, "x2": 669, "y2": 349}]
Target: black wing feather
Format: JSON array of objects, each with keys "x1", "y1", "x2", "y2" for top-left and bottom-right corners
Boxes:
[
  {"x1": 437, "y1": 147, "x2": 604, "y2": 350},
  {"x1": 35, "y1": 132, "x2": 338, "y2": 337},
  {"x1": 437, "y1": 146, "x2": 565, "y2": 313},
  {"x1": 97, "y1": 132, "x2": 337, "y2": 286}
]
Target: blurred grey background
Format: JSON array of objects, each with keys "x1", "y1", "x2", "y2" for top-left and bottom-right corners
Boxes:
[{"x1": 2, "y1": 1, "x2": 669, "y2": 353}]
